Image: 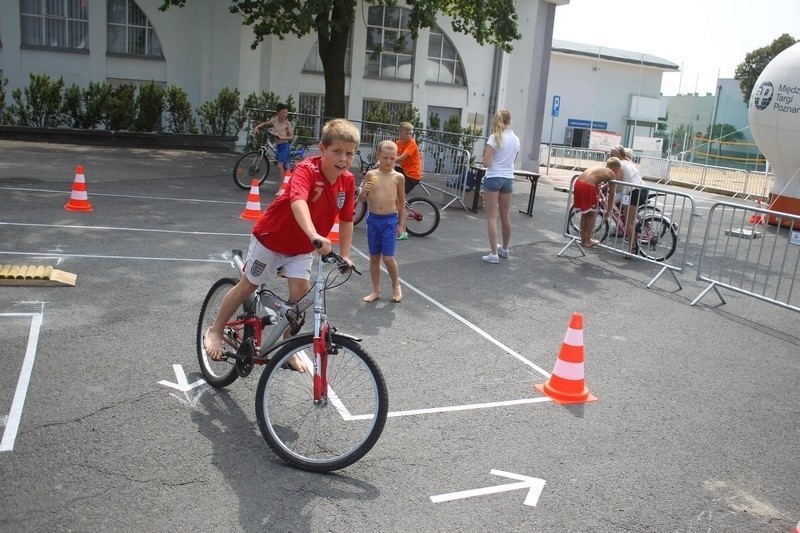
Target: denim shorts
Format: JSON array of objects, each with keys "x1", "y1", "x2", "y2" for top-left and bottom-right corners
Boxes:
[{"x1": 483, "y1": 176, "x2": 514, "y2": 193}]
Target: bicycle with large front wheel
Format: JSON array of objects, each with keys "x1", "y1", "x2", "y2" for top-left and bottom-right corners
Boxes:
[
  {"x1": 196, "y1": 246, "x2": 388, "y2": 472},
  {"x1": 352, "y1": 150, "x2": 441, "y2": 237},
  {"x1": 232, "y1": 132, "x2": 311, "y2": 190}
]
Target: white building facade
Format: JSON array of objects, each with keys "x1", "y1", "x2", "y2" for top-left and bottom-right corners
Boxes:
[{"x1": 1, "y1": 0, "x2": 682, "y2": 165}]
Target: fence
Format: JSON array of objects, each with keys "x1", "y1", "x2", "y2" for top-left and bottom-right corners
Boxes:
[
  {"x1": 368, "y1": 129, "x2": 472, "y2": 210},
  {"x1": 691, "y1": 202, "x2": 800, "y2": 312},
  {"x1": 638, "y1": 157, "x2": 774, "y2": 200},
  {"x1": 539, "y1": 145, "x2": 775, "y2": 202},
  {"x1": 558, "y1": 175, "x2": 698, "y2": 289}
]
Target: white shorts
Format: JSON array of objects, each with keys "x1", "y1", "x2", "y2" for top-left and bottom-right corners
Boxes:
[{"x1": 242, "y1": 237, "x2": 313, "y2": 285}]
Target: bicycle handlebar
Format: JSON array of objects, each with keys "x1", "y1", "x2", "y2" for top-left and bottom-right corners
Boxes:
[{"x1": 312, "y1": 239, "x2": 360, "y2": 275}]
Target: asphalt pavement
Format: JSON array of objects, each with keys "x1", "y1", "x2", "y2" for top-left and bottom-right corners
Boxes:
[{"x1": 0, "y1": 140, "x2": 798, "y2": 532}]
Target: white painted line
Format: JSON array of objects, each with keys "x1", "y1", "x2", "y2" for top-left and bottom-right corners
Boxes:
[
  {"x1": 385, "y1": 396, "x2": 553, "y2": 419},
  {"x1": 0, "y1": 187, "x2": 243, "y2": 205},
  {"x1": 351, "y1": 246, "x2": 552, "y2": 379},
  {"x1": 1, "y1": 312, "x2": 43, "y2": 452},
  {"x1": 0, "y1": 251, "x2": 232, "y2": 263},
  {"x1": 0, "y1": 221, "x2": 247, "y2": 237}
]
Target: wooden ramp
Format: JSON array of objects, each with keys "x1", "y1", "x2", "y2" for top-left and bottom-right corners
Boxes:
[{"x1": 0, "y1": 264, "x2": 77, "y2": 287}]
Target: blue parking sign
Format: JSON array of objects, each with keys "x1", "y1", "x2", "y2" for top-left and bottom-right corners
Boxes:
[{"x1": 552, "y1": 95, "x2": 561, "y2": 117}]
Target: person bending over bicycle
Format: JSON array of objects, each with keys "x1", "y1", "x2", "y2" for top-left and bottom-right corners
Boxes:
[
  {"x1": 204, "y1": 118, "x2": 360, "y2": 369},
  {"x1": 573, "y1": 158, "x2": 620, "y2": 248},
  {"x1": 253, "y1": 103, "x2": 294, "y2": 176},
  {"x1": 394, "y1": 122, "x2": 422, "y2": 240},
  {"x1": 610, "y1": 145, "x2": 648, "y2": 253}
]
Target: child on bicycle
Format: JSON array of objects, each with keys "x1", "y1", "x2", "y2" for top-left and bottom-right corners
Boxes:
[
  {"x1": 573, "y1": 157, "x2": 621, "y2": 248},
  {"x1": 358, "y1": 140, "x2": 406, "y2": 303},
  {"x1": 394, "y1": 122, "x2": 422, "y2": 240},
  {"x1": 204, "y1": 118, "x2": 360, "y2": 369},
  {"x1": 252, "y1": 103, "x2": 294, "y2": 177}
]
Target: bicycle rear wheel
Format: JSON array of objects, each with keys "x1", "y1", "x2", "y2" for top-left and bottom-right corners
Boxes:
[
  {"x1": 197, "y1": 278, "x2": 243, "y2": 387},
  {"x1": 635, "y1": 215, "x2": 677, "y2": 262},
  {"x1": 233, "y1": 151, "x2": 271, "y2": 190},
  {"x1": 255, "y1": 333, "x2": 388, "y2": 472},
  {"x1": 405, "y1": 197, "x2": 440, "y2": 237},
  {"x1": 567, "y1": 205, "x2": 609, "y2": 243}
]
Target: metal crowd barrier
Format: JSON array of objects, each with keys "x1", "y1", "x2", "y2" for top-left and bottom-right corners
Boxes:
[
  {"x1": 558, "y1": 175, "x2": 699, "y2": 289},
  {"x1": 691, "y1": 202, "x2": 800, "y2": 312},
  {"x1": 370, "y1": 129, "x2": 472, "y2": 210},
  {"x1": 544, "y1": 146, "x2": 607, "y2": 171},
  {"x1": 636, "y1": 156, "x2": 774, "y2": 200}
]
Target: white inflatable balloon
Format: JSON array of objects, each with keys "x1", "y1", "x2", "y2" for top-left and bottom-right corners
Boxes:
[{"x1": 748, "y1": 42, "x2": 800, "y2": 218}]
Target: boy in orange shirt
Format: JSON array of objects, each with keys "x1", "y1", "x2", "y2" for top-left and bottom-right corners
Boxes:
[{"x1": 394, "y1": 122, "x2": 422, "y2": 240}]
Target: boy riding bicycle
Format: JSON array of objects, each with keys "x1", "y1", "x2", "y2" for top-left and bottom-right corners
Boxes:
[{"x1": 204, "y1": 118, "x2": 360, "y2": 369}]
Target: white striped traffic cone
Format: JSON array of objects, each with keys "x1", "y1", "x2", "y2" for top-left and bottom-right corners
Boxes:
[
  {"x1": 239, "y1": 179, "x2": 262, "y2": 220},
  {"x1": 535, "y1": 312, "x2": 597, "y2": 404},
  {"x1": 64, "y1": 165, "x2": 93, "y2": 212}
]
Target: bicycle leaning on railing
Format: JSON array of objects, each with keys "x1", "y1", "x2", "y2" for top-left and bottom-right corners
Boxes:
[
  {"x1": 196, "y1": 245, "x2": 389, "y2": 472},
  {"x1": 351, "y1": 150, "x2": 441, "y2": 237},
  {"x1": 232, "y1": 131, "x2": 312, "y2": 189},
  {"x1": 566, "y1": 186, "x2": 678, "y2": 262}
]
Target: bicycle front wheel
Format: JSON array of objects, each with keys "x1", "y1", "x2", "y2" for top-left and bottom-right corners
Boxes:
[
  {"x1": 197, "y1": 277, "x2": 242, "y2": 388},
  {"x1": 233, "y1": 151, "x2": 271, "y2": 189},
  {"x1": 255, "y1": 334, "x2": 389, "y2": 472},
  {"x1": 635, "y1": 215, "x2": 677, "y2": 262},
  {"x1": 405, "y1": 197, "x2": 440, "y2": 237},
  {"x1": 567, "y1": 205, "x2": 609, "y2": 243},
  {"x1": 353, "y1": 200, "x2": 368, "y2": 226}
]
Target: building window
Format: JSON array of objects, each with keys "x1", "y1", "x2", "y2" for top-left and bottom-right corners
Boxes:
[
  {"x1": 426, "y1": 28, "x2": 465, "y2": 85},
  {"x1": 304, "y1": 32, "x2": 352, "y2": 75},
  {"x1": 21, "y1": 0, "x2": 89, "y2": 49},
  {"x1": 107, "y1": 0, "x2": 163, "y2": 57},
  {"x1": 364, "y1": 5, "x2": 413, "y2": 80}
]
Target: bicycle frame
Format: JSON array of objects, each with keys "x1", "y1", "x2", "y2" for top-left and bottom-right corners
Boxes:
[{"x1": 229, "y1": 250, "x2": 341, "y2": 403}]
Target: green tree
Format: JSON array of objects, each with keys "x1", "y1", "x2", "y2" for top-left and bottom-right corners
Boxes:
[
  {"x1": 705, "y1": 123, "x2": 745, "y2": 158},
  {"x1": 160, "y1": 0, "x2": 521, "y2": 118},
  {"x1": 734, "y1": 33, "x2": 796, "y2": 104}
]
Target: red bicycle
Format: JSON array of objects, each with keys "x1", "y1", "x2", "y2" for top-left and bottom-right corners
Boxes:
[{"x1": 196, "y1": 245, "x2": 388, "y2": 472}]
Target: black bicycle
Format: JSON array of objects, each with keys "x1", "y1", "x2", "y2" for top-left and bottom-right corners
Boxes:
[
  {"x1": 352, "y1": 150, "x2": 440, "y2": 237},
  {"x1": 232, "y1": 131, "x2": 312, "y2": 189}
]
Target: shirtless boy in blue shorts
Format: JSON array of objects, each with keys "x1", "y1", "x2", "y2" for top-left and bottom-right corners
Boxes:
[{"x1": 358, "y1": 140, "x2": 406, "y2": 303}]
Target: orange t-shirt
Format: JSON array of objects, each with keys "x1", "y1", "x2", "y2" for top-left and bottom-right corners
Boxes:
[{"x1": 396, "y1": 138, "x2": 422, "y2": 180}]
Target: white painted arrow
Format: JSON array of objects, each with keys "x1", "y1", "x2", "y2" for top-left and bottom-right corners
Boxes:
[
  {"x1": 159, "y1": 364, "x2": 206, "y2": 392},
  {"x1": 430, "y1": 469, "x2": 546, "y2": 507}
]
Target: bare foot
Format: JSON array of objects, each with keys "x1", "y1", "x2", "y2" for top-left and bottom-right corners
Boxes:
[
  {"x1": 204, "y1": 327, "x2": 225, "y2": 361},
  {"x1": 362, "y1": 292, "x2": 380, "y2": 303},
  {"x1": 391, "y1": 286, "x2": 402, "y2": 303},
  {"x1": 285, "y1": 353, "x2": 308, "y2": 373}
]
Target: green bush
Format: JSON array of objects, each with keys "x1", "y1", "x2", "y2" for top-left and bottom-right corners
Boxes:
[
  {"x1": 197, "y1": 87, "x2": 244, "y2": 136},
  {"x1": 10, "y1": 74, "x2": 65, "y2": 127},
  {"x1": 105, "y1": 84, "x2": 136, "y2": 131},
  {"x1": 83, "y1": 81, "x2": 112, "y2": 129},
  {"x1": 165, "y1": 85, "x2": 197, "y2": 134},
  {"x1": 61, "y1": 81, "x2": 113, "y2": 129},
  {"x1": 134, "y1": 81, "x2": 166, "y2": 132}
]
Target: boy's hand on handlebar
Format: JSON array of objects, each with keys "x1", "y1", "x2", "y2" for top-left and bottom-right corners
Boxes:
[{"x1": 311, "y1": 236, "x2": 332, "y2": 255}]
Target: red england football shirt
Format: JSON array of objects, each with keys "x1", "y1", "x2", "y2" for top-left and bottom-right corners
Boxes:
[{"x1": 252, "y1": 156, "x2": 355, "y2": 255}]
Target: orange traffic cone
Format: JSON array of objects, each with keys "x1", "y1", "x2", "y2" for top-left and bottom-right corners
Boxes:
[
  {"x1": 793, "y1": 519, "x2": 799, "y2": 533},
  {"x1": 275, "y1": 169, "x2": 291, "y2": 197},
  {"x1": 535, "y1": 312, "x2": 597, "y2": 404},
  {"x1": 748, "y1": 198, "x2": 764, "y2": 224},
  {"x1": 239, "y1": 179, "x2": 262, "y2": 220},
  {"x1": 64, "y1": 165, "x2": 93, "y2": 212},
  {"x1": 328, "y1": 214, "x2": 341, "y2": 244}
]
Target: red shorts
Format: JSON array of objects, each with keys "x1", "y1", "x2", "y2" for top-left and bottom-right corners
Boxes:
[{"x1": 573, "y1": 180, "x2": 598, "y2": 213}]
